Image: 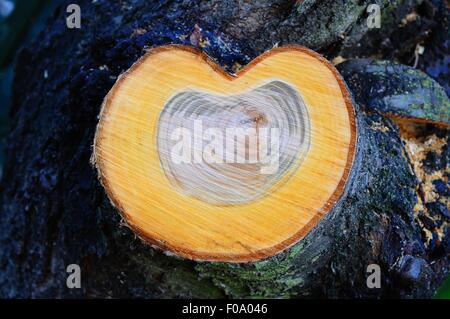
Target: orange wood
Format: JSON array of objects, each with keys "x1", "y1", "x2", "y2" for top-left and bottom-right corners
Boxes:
[{"x1": 93, "y1": 45, "x2": 357, "y2": 262}]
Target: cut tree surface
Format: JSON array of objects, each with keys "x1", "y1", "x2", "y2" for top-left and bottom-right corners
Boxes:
[
  {"x1": 1, "y1": 0, "x2": 448, "y2": 298},
  {"x1": 93, "y1": 45, "x2": 356, "y2": 262}
]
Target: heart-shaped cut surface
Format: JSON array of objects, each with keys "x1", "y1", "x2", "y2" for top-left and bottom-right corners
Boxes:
[
  {"x1": 157, "y1": 80, "x2": 311, "y2": 205},
  {"x1": 93, "y1": 45, "x2": 356, "y2": 262}
]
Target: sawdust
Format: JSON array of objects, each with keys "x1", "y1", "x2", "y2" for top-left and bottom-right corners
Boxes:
[{"x1": 397, "y1": 120, "x2": 449, "y2": 245}]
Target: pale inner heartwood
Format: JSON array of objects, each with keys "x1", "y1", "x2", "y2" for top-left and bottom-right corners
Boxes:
[
  {"x1": 93, "y1": 46, "x2": 355, "y2": 262},
  {"x1": 157, "y1": 80, "x2": 311, "y2": 205}
]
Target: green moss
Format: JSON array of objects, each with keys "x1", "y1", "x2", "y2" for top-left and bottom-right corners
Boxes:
[
  {"x1": 195, "y1": 242, "x2": 309, "y2": 298},
  {"x1": 380, "y1": 0, "x2": 401, "y2": 26},
  {"x1": 435, "y1": 275, "x2": 450, "y2": 299},
  {"x1": 343, "y1": 59, "x2": 450, "y2": 125},
  {"x1": 130, "y1": 253, "x2": 225, "y2": 298}
]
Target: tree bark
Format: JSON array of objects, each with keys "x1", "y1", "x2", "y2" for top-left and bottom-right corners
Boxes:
[{"x1": 0, "y1": 0, "x2": 448, "y2": 298}]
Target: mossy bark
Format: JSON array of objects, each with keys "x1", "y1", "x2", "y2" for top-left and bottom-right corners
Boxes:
[
  {"x1": 0, "y1": 0, "x2": 448, "y2": 298},
  {"x1": 337, "y1": 59, "x2": 450, "y2": 125}
]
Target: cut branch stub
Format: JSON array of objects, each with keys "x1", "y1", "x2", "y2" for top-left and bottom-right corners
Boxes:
[{"x1": 93, "y1": 45, "x2": 357, "y2": 262}]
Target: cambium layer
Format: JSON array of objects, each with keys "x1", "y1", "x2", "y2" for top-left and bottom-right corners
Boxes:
[{"x1": 93, "y1": 45, "x2": 356, "y2": 262}]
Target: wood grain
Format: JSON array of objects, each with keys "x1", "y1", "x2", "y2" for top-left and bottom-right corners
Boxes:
[{"x1": 93, "y1": 45, "x2": 357, "y2": 262}]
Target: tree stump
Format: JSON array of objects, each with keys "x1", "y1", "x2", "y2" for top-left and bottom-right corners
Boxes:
[
  {"x1": 0, "y1": 0, "x2": 448, "y2": 298},
  {"x1": 93, "y1": 45, "x2": 356, "y2": 262}
]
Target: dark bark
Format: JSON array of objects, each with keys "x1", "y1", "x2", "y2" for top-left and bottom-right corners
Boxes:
[
  {"x1": 337, "y1": 59, "x2": 450, "y2": 125},
  {"x1": 0, "y1": 0, "x2": 448, "y2": 298}
]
